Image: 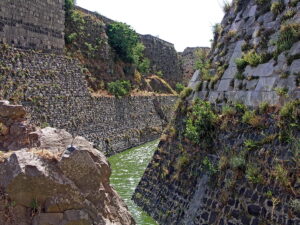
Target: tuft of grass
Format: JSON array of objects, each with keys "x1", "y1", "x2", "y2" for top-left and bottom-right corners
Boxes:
[
  {"x1": 272, "y1": 164, "x2": 290, "y2": 187},
  {"x1": 274, "y1": 87, "x2": 288, "y2": 97},
  {"x1": 271, "y1": 1, "x2": 285, "y2": 15},
  {"x1": 235, "y1": 58, "x2": 248, "y2": 71},
  {"x1": 246, "y1": 163, "x2": 264, "y2": 184},
  {"x1": 243, "y1": 50, "x2": 263, "y2": 67},
  {"x1": 276, "y1": 23, "x2": 300, "y2": 54},
  {"x1": 281, "y1": 9, "x2": 296, "y2": 22},
  {"x1": 222, "y1": 105, "x2": 237, "y2": 117},
  {"x1": 223, "y1": 0, "x2": 232, "y2": 13},
  {"x1": 230, "y1": 155, "x2": 246, "y2": 170},
  {"x1": 258, "y1": 102, "x2": 269, "y2": 114}
]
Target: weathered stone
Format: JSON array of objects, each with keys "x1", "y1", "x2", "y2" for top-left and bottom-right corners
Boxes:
[
  {"x1": 290, "y1": 59, "x2": 300, "y2": 75},
  {"x1": 255, "y1": 77, "x2": 277, "y2": 91},
  {"x1": 289, "y1": 41, "x2": 300, "y2": 56},
  {"x1": 244, "y1": 60, "x2": 276, "y2": 77}
]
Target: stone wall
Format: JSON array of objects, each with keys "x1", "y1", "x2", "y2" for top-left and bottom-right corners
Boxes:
[
  {"x1": 133, "y1": 103, "x2": 300, "y2": 224},
  {"x1": 0, "y1": 0, "x2": 65, "y2": 52},
  {"x1": 140, "y1": 35, "x2": 183, "y2": 88},
  {"x1": 0, "y1": 46, "x2": 177, "y2": 156},
  {"x1": 188, "y1": 0, "x2": 300, "y2": 106}
]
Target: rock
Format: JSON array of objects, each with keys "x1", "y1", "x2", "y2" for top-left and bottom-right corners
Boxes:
[
  {"x1": 289, "y1": 41, "x2": 300, "y2": 56},
  {"x1": 0, "y1": 101, "x2": 26, "y2": 119},
  {"x1": 290, "y1": 59, "x2": 300, "y2": 75},
  {"x1": 0, "y1": 104, "x2": 135, "y2": 225},
  {"x1": 244, "y1": 59, "x2": 276, "y2": 78},
  {"x1": 188, "y1": 70, "x2": 200, "y2": 89}
]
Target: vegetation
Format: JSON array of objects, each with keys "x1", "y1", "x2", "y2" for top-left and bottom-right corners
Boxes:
[
  {"x1": 175, "y1": 83, "x2": 185, "y2": 94},
  {"x1": 246, "y1": 163, "x2": 263, "y2": 184},
  {"x1": 276, "y1": 23, "x2": 300, "y2": 54},
  {"x1": 185, "y1": 99, "x2": 217, "y2": 146},
  {"x1": 270, "y1": 1, "x2": 285, "y2": 15},
  {"x1": 243, "y1": 50, "x2": 263, "y2": 67},
  {"x1": 274, "y1": 87, "x2": 288, "y2": 97},
  {"x1": 107, "y1": 22, "x2": 139, "y2": 63},
  {"x1": 107, "y1": 80, "x2": 131, "y2": 98},
  {"x1": 223, "y1": 0, "x2": 232, "y2": 13},
  {"x1": 65, "y1": 0, "x2": 76, "y2": 14},
  {"x1": 255, "y1": 0, "x2": 270, "y2": 5},
  {"x1": 281, "y1": 9, "x2": 296, "y2": 21},
  {"x1": 229, "y1": 155, "x2": 245, "y2": 170},
  {"x1": 179, "y1": 87, "x2": 193, "y2": 99},
  {"x1": 235, "y1": 58, "x2": 247, "y2": 71},
  {"x1": 132, "y1": 43, "x2": 150, "y2": 74}
]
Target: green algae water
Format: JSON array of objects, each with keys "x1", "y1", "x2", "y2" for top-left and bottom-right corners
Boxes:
[{"x1": 108, "y1": 140, "x2": 158, "y2": 225}]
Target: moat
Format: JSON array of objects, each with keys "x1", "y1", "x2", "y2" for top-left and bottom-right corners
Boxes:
[{"x1": 109, "y1": 141, "x2": 159, "y2": 225}]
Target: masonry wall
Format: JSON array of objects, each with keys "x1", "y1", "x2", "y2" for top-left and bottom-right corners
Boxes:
[
  {"x1": 140, "y1": 35, "x2": 183, "y2": 88},
  {"x1": 0, "y1": 0, "x2": 65, "y2": 52},
  {"x1": 0, "y1": 46, "x2": 176, "y2": 155}
]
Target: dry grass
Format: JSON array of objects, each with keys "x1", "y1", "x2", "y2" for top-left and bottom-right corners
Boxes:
[{"x1": 27, "y1": 148, "x2": 60, "y2": 162}]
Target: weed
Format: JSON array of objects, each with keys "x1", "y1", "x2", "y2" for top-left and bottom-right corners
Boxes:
[
  {"x1": 235, "y1": 58, "x2": 248, "y2": 71},
  {"x1": 274, "y1": 87, "x2": 288, "y2": 97},
  {"x1": 276, "y1": 23, "x2": 300, "y2": 54},
  {"x1": 175, "y1": 83, "x2": 185, "y2": 94},
  {"x1": 230, "y1": 155, "x2": 246, "y2": 170},
  {"x1": 235, "y1": 71, "x2": 245, "y2": 80},
  {"x1": 281, "y1": 9, "x2": 296, "y2": 22},
  {"x1": 222, "y1": 105, "x2": 237, "y2": 117},
  {"x1": 243, "y1": 50, "x2": 262, "y2": 67},
  {"x1": 107, "y1": 80, "x2": 131, "y2": 98},
  {"x1": 244, "y1": 139, "x2": 259, "y2": 150},
  {"x1": 271, "y1": 1, "x2": 285, "y2": 15},
  {"x1": 185, "y1": 99, "x2": 217, "y2": 146},
  {"x1": 258, "y1": 102, "x2": 269, "y2": 114},
  {"x1": 273, "y1": 164, "x2": 290, "y2": 187},
  {"x1": 202, "y1": 156, "x2": 218, "y2": 175},
  {"x1": 246, "y1": 163, "x2": 263, "y2": 184}
]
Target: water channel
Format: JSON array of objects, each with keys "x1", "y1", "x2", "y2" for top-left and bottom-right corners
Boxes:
[{"x1": 108, "y1": 140, "x2": 159, "y2": 225}]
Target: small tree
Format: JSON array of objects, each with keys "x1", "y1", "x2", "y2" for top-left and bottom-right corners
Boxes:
[{"x1": 107, "y1": 22, "x2": 139, "y2": 63}]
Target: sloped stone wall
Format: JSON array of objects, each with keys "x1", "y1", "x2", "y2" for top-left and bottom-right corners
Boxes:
[
  {"x1": 0, "y1": 0, "x2": 65, "y2": 52},
  {"x1": 189, "y1": 0, "x2": 300, "y2": 106},
  {"x1": 0, "y1": 46, "x2": 177, "y2": 155},
  {"x1": 133, "y1": 103, "x2": 300, "y2": 224}
]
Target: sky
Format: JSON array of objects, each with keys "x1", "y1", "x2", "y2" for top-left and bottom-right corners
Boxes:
[{"x1": 76, "y1": 0, "x2": 230, "y2": 52}]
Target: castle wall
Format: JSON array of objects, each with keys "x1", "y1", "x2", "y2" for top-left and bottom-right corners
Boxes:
[
  {"x1": 0, "y1": 0, "x2": 65, "y2": 52},
  {"x1": 0, "y1": 46, "x2": 176, "y2": 156}
]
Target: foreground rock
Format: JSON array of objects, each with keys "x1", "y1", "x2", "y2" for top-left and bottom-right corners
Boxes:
[{"x1": 0, "y1": 101, "x2": 135, "y2": 225}]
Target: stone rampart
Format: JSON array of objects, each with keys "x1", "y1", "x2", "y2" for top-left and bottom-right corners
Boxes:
[{"x1": 0, "y1": 0, "x2": 65, "y2": 52}]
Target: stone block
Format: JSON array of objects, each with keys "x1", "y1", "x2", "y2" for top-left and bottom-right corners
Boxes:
[
  {"x1": 217, "y1": 79, "x2": 232, "y2": 91},
  {"x1": 289, "y1": 41, "x2": 300, "y2": 56},
  {"x1": 255, "y1": 77, "x2": 277, "y2": 91},
  {"x1": 244, "y1": 59, "x2": 276, "y2": 77},
  {"x1": 289, "y1": 59, "x2": 300, "y2": 75}
]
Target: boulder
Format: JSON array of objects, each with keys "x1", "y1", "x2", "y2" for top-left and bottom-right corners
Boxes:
[{"x1": 0, "y1": 101, "x2": 135, "y2": 225}]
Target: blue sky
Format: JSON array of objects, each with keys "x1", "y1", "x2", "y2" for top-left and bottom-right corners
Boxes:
[{"x1": 76, "y1": 0, "x2": 230, "y2": 52}]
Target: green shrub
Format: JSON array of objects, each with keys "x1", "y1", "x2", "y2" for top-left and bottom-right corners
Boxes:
[
  {"x1": 202, "y1": 157, "x2": 218, "y2": 175},
  {"x1": 66, "y1": 32, "x2": 77, "y2": 44},
  {"x1": 185, "y1": 99, "x2": 217, "y2": 145},
  {"x1": 107, "y1": 22, "x2": 139, "y2": 63},
  {"x1": 175, "y1": 83, "x2": 185, "y2": 94},
  {"x1": 107, "y1": 80, "x2": 131, "y2": 98},
  {"x1": 222, "y1": 105, "x2": 237, "y2": 116},
  {"x1": 273, "y1": 164, "x2": 290, "y2": 187},
  {"x1": 281, "y1": 9, "x2": 296, "y2": 21},
  {"x1": 242, "y1": 110, "x2": 256, "y2": 123},
  {"x1": 279, "y1": 100, "x2": 300, "y2": 125},
  {"x1": 230, "y1": 155, "x2": 246, "y2": 169},
  {"x1": 243, "y1": 51, "x2": 262, "y2": 67},
  {"x1": 276, "y1": 23, "x2": 300, "y2": 54},
  {"x1": 246, "y1": 164, "x2": 263, "y2": 184},
  {"x1": 132, "y1": 42, "x2": 150, "y2": 74},
  {"x1": 235, "y1": 58, "x2": 248, "y2": 71},
  {"x1": 271, "y1": 1, "x2": 285, "y2": 15},
  {"x1": 274, "y1": 87, "x2": 288, "y2": 97},
  {"x1": 235, "y1": 71, "x2": 245, "y2": 80},
  {"x1": 258, "y1": 102, "x2": 269, "y2": 113},
  {"x1": 65, "y1": 0, "x2": 76, "y2": 13}
]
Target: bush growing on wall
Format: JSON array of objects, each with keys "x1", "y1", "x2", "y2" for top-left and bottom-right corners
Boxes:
[
  {"x1": 65, "y1": 0, "x2": 76, "y2": 14},
  {"x1": 107, "y1": 80, "x2": 132, "y2": 98},
  {"x1": 107, "y1": 22, "x2": 139, "y2": 63}
]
